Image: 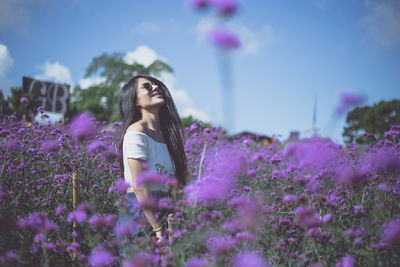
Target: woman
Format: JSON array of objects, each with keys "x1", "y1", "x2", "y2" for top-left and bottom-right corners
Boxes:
[{"x1": 115, "y1": 74, "x2": 188, "y2": 255}]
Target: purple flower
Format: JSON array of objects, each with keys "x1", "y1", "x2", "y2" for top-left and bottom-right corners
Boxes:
[
  {"x1": 186, "y1": 257, "x2": 209, "y2": 267},
  {"x1": 235, "y1": 231, "x2": 256, "y2": 241},
  {"x1": 322, "y1": 213, "x2": 333, "y2": 223},
  {"x1": 114, "y1": 221, "x2": 135, "y2": 237},
  {"x1": 122, "y1": 252, "x2": 160, "y2": 267},
  {"x1": 282, "y1": 194, "x2": 297, "y2": 203},
  {"x1": 184, "y1": 174, "x2": 237, "y2": 204},
  {"x1": 87, "y1": 140, "x2": 106, "y2": 153},
  {"x1": 68, "y1": 113, "x2": 97, "y2": 143},
  {"x1": 67, "y1": 210, "x2": 87, "y2": 224},
  {"x1": 136, "y1": 170, "x2": 168, "y2": 188},
  {"x1": 6, "y1": 139, "x2": 22, "y2": 152},
  {"x1": 335, "y1": 92, "x2": 365, "y2": 115},
  {"x1": 377, "y1": 183, "x2": 391, "y2": 192},
  {"x1": 44, "y1": 242, "x2": 55, "y2": 250},
  {"x1": 353, "y1": 205, "x2": 365, "y2": 215},
  {"x1": 189, "y1": 0, "x2": 210, "y2": 10},
  {"x1": 284, "y1": 138, "x2": 342, "y2": 172},
  {"x1": 337, "y1": 166, "x2": 367, "y2": 186},
  {"x1": 55, "y1": 204, "x2": 66, "y2": 215},
  {"x1": 18, "y1": 212, "x2": 59, "y2": 233},
  {"x1": 20, "y1": 97, "x2": 29, "y2": 104},
  {"x1": 295, "y1": 206, "x2": 322, "y2": 228},
  {"x1": 4, "y1": 250, "x2": 19, "y2": 261},
  {"x1": 270, "y1": 156, "x2": 281, "y2": 165},
  {"x1": 189, "y1": 123, "x2": 198, "y2": 131},
  {"x1": 221, "y1": 219, "x2": 244, "y2": 234},
  {"x1": 381, "y1": 219, "x2": 400, "y2": 247},
  {"x1": 208, "y1": 26, "x2": 240, "y2": 50},
  {"x1": 233, "y1": 251, "x2": 268, "y2": 267},
  {"x1": 33, "y1": 233, "x2": 44, "y2": 243},
  {"x1": 207, "y1": 235, "x2": 236, "y2": 255},
  {"x1": 88, "y1": 244, "x2": 114, "y2": 267},
  {"x1": 88, "y1": 214, "x2": 116, "y2": 232},
  {"x1": 41, "y1": 140, "x2": 58, "y2": 152},
  {"x1": 345, "y1": 227, "x2": 364, "y2": 240},
  {"x1": 212, "y1": 0, "x2": 238, "y2": 16},
  {"x1": 158, "y1": 197, "x2": 173, "y2": 210},
  {"x1": 113, "y1": 179, "x2": 130, "y2": 194},
  {"x1": 335, "y1": 255, "x2": 355, "y2": 267},
  {"x1": 366, "y1": 148, "x2": 400, "y2": 172},
  {"x1": 101, "y1": 146, "x2": 118, "y2": 161},
  {"x1": 228, "y1": 196, "x2": 260, "y2": 229}
]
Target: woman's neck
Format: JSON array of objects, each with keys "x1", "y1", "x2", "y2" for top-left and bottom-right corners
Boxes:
[{"x1": 140, "y1": 109, "x2": 161, "y2": 131}]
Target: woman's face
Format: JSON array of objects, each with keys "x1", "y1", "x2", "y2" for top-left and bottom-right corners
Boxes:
[{"x1": 135, "y1": 78, "x2": 165, "y2": 110}]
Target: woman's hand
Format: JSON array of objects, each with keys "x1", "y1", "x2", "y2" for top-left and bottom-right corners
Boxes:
[{"x1": 155, "y1": 229, "x2": 162, "y2": 240}]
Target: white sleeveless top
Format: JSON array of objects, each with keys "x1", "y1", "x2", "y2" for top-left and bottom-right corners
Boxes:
[{"x1": 123, "y1": 131, "x2": 175, "y2": 192}]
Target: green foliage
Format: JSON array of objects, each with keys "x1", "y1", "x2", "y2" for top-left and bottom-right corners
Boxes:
[
  {"x1": 0, "y1": 90, "x2": 13, "y2": 118},
  {"x1": 343, "y1": 99, "x2": 400, "y2": 144},
  {"x1": 181, "y1": 115, "x2": 198, "y2": 128},
  {"x1": 70, "y1": 52, "x2": 173, "y2": 122},
  {"x1": 181, "y1": 115, "x2": 215, "y2": 130},
  {"x1": 2, "y1": 87, "x2": 40, "y2": 121}
]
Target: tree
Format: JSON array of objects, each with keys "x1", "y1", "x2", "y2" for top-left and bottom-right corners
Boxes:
[
  {"x1": 2, "y1": 87, "x2": 40, "y2": 121},
  {"x1": 70, "y1": 52, "x2": 173, "y2": 122},
  {"x1": 180, "y1": 115, "x2": 215, "y2": 130},
  {"x1": 343, "y1": 99, "x2": 400, "y2": 144}
]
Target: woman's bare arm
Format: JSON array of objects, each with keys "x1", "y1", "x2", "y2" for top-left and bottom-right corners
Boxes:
[{"x1": 127, "y1": 157, "x2": 161, "y2": 229}]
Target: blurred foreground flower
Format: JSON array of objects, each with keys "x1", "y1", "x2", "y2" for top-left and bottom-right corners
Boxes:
[
  {"x1": 136, "y1": 170, "x2": 169, "y2": 190},
  {"x1": 295, "y1": 206, "x2": 322, "y2": 228},
  {"x1": 208, "y1": 26, "x2": 240, "y2": 50},
  {"x1": 122, "y1": 252, "x2": 160, "y2": 266},
  {"x1": 18, "y1": 212, "x2": 59, "y2": 233},
  {"x1": 233, "y1": 251, "x2": 269, "y2": 267},
  {"x1": 69, "y1": 113, "x2": 97, "y2": 143},
  {"x1": 189, "y1": 0, "x2": 210, "y2": 10},
  {"x1": 335, "y1": 255, "x2": 355, "y2": 267},
  {"x1": 335, "y1": 92, "x2": 365, "y2": 115},
  {"x1": 213, "y1": 0, "x2": 238, "y2": 16},
  {"x1": 381, "y1": 219, "x2": 400, "y2": 248},
  {"x1": 41, "y1": 140, "x2": 58, "y2": 152},
  {"x1": 88, "y1": 244, "x2": 115, "y2": 267},
  {"x1": 87, "y1": 140, "x2": 106, "y2": 153}
]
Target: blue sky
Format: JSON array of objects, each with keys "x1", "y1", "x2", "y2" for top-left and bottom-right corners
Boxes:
[{"x1": 1, "y1": 0, "x2": 399, "y2": 143}]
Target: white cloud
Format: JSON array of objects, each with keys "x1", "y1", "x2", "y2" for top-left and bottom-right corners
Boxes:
[
  {"x1": 123, "y1": 45, "x2": 168, "y2": 67},
  {"x1": 195, "y1": 18, "x2": 284, "y2": 55},
  {"x1": 234, "y1": 24, "x2": 285, "y2": 55},
  {"x1": 181, "y1": 106, "x2": 211, "y2": 122},
  {"x1": 360, "y1": 0, "x2": 400, "y2": 48},
  {"x1": 35, "y1": 61, "x2": 72, "y2": 85},
  {"x1": 195, "y1": 16, "x2": 218, "y2": 44},
  {"x1": 124, "y1": 45, "x2": 211, "y2": 122},
  {"x1": 158, "y1": 71, "x2": 211, "y2": 122},
  {"x1": 78, "y1": 76, "x2": 106, "y2": 89},
  {"x1": 0, "y1": 43, "x2": 14, "y2": 92}
]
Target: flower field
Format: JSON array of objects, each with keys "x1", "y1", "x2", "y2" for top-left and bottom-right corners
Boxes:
[{"x1": 1, "y1": 113, "x2": 400, "y2": 266}]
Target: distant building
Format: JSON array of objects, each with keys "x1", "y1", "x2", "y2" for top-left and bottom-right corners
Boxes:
[{"x1": 288, "y1": 131, "x2": 299, "y2": 142}]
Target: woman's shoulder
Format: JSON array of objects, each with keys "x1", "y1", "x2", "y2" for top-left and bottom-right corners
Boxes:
[
  {"x1": 124, "y1": 122, "x2": 149, "y2": 142},
  {"x1": 126, "y1": 121, "x2": 146, "y2": 133}
]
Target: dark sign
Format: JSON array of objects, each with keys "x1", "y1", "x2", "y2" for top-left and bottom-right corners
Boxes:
[{"x1": 23, "y1": 76, "x2": 69, "y2": 115}]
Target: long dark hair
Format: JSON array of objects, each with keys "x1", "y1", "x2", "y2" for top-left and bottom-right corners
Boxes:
[{"x1": 118, "y1": 74, "x2": 188, "y2": 188}]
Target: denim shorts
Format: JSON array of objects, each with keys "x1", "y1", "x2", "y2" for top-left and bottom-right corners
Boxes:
[{"x1": 115, "y1": 190, "x2": 172, "y2": 257}]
